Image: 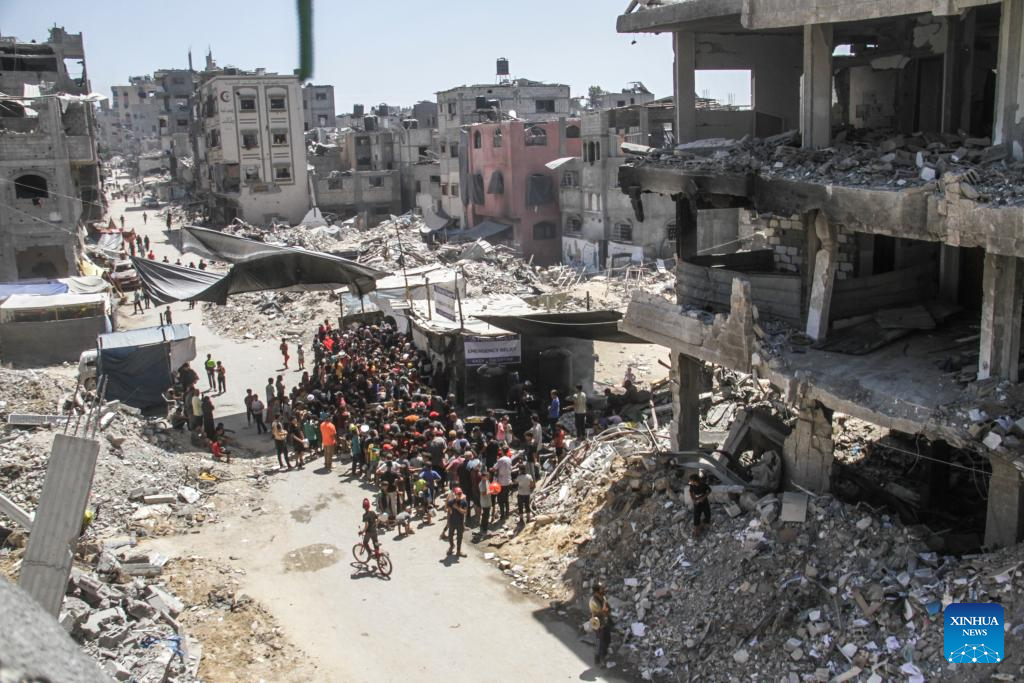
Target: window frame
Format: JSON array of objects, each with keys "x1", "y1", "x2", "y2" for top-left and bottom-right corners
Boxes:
[
  {"x1": 271, "y1": 129, "x2": 289, "y2": 146},
  {"x1": 273, "y1": 164, "x2": 294, "y2": 183},
  {"x1": 612, "y1": 222, "x2": 633, "y2": 242},
  {"x1": 239, "y1": 95, "x2": 257, "y2": 112},
  {"x1": 532, "y1": 221, "x2": 557, "y2": 240},
  {"x1": 268, "y1": 95, "x2": 288, "y2": 112},
  {"x1": 240, "y1": 130, "x2": 260, "y2": 150}
]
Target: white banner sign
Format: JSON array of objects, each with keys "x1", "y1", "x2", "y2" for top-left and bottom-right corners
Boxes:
[
  {"x1": 464, "y1": 334, "x2": 521, "y2": 366},
  {"x1": 433, "y1": 283, "x2": 457, "y2": 321}
]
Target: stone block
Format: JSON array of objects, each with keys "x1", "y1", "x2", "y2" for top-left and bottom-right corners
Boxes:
[{"x1": 145, "y1": 585, "x2": 184, "y2": 617}]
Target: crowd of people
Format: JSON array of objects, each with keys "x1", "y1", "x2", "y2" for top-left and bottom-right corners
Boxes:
[{"x1": 220, "y1": 319, "x2": 565, "y2": 559}]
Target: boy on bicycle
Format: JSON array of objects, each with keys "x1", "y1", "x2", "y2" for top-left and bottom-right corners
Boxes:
[{"x1": 359, "y1": 498, "x2": 380, "y2": 556}]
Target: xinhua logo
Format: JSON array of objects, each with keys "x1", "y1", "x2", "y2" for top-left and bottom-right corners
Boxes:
[{"x1": 944, "y1": 603, "x2": 1004, "y2": 663}]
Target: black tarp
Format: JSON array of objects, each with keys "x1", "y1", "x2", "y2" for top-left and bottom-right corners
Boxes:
[
  {"x1": 525, "y1": 173, "x2": 553, "y2": 206},
  {"x1": 473, "y1": 310, "x2": 645, "y2": 344},
  {"x1": 487, "y1": 170, "x2": 504, "y2": 194},
  {"x1": 99, "y1": 343, "x2": 172, "y2": 408},
  {"x1": 471, "y1": 172, "x2": 485, "y2": 205},
  {"x1": 146, "y1": 226, "x2": 387, "y2": 302}
]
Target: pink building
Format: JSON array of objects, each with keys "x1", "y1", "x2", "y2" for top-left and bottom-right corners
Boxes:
[{"x1": 465, "y1": 119, "x2": 581, "y2": 265}]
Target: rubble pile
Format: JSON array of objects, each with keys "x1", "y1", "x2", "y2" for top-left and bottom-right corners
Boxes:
[
  {"x1": 495, "y1": 439, "x2": 1024, "y2": 682},
  {"x1": 201, "y1": 290, "x2": 340, "y2": 341},
  {"x1": 633, "y1": 128, "x2": 1024, "y2": 205},
  {"x1": 61, "y1": 561, "x2": 198, "y2": 682}
]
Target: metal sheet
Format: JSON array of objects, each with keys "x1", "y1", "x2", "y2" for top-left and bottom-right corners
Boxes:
[{"x1": 20, "y1": 435, "x2": 100, "y2": 616}]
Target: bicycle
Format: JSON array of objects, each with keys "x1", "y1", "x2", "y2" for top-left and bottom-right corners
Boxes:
[{"x1": 352, "y1": 535, "x2": 393, "y2": 576}]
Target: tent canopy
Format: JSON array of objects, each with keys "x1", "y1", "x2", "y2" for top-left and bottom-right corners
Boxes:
[
  {"x1": 0, "y1": 293, "x2": 106, "y2": 311},
  {"x1": 99, "y1": 323, "x2": 192, "y2": 350},
  {"x1": 134, "y1": 226, "x2": 388, "y2": 305},
  {"x1": 473, "y1": 310, "x2": 645, "y2": 343}
]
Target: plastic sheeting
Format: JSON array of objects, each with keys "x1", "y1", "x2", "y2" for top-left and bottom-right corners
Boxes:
[
  {"x1": 0, "y1": 282, "x2": 67, "y2": 301},
  {"x1": 97, "y1": 324, "x2": 195, "y2": 408},
  {"x1": 435, "y1": 220, "x2": 512, "y2": 244},
  {"x1": 525, "y1": 173, "x2": 553, "y2": 206},
  {"x1": 133, "y1": 226, "x2": 387, "y2": 304},
  {"x1": 473, "y1": 310, "x2": 645, "y2": 343}
]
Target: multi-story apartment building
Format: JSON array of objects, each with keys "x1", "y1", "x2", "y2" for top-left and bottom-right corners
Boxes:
[
  {"x1": 0, "y1": 28, "x2": 100, "y2": 280},
  {"x1": 615, "y1": 0, "x2": 1024, "y2": 549},
  {"x1": 109, "y1": 77, "x2": 165, "y2": 156},
  {"x1": 301, "y1": 84, "x2": 335, "y2": 131},
  {"x1": 196, "y1": 71, "x2": 311, "y2": 225},
  {"x1": 560, "y1": 98, "x2": 679, "y2": 272},
  {"x1": 465, "y1": 118, "x2": 581, "y2": 265},
  {"x1": 436, "y1": 60, "x2": 571, "y2": 227}
]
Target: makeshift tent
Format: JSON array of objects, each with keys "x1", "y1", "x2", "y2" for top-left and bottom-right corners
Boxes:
[
  {"x1": 0, "y1": 293, "x2": 110, "y2": 366},
  {"x1": 0, "y1": 281, "x2": 67, "y2": 301},
  {"x1": 97, "y1": 324, "x2": 195, "y2": 408},
  {"x1": 473, "y1": 310, "x2": 645, "y2": 344},
  {"x1": 133, "y1": 226, "x2": 387, "y2": 304}
]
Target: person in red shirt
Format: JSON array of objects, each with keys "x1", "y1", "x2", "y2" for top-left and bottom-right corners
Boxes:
[
  {"x1": 279, "y1": 338, "x2": 290, "y2": 369},
  {"x1": 146, "y1": 250, "x2": 155, "y2": 260},
  {"x1": 211, "y1": 438, "x2": 231, "y2": 463}
]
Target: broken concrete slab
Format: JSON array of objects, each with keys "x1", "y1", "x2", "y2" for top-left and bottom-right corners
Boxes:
[
  {"x1": 142, "y1": 493, "x2": 176, "y2": 505},
  {"x1": 779, "y1": 491, "x2": 809, "y2": 523}
]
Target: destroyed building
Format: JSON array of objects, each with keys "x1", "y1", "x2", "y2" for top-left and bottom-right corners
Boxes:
[
  {"x1": 436, "y1": 60, "x2": 572, "y2": 227},
  {"x1": 195, "y1": 68, "x2": 311, "y2": 225},
  {"x1": 582, "y1": 81, "x2": 658, "y2": 111},
  {"x1": 0, "y1": 27, "x2": 101, "y2": 281},
  {"x1": 308, "y1": 125, "x2": 402, "y2": 226},
  {"x1": 615, "y1": 0, "x2": 1024, "y2": 549},
  {"x1": 465, "y1": 118, "x2": 581, "y2": 265}
]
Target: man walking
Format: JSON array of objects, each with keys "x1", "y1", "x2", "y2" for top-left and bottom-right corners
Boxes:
[
  {"x1": 446, "y1": 487, "x2": 469, "y2": 557},
  {"x1": 279, "y1": 338, "x2": 290, "y2": 369},
  {"x1": 572, "y1": 383, "x2": 588, "y2": 441},
  {"x1": 243, "y1": 389, "x2": 255, "y2": 426},
  {"x1": 516, "y1": 465, "x2": 535, "y2": 524},
  {"x1": 689, "y1": 472, "x2": 712, "y2": 537},
  {"x1": 132, "y1": 289, "x2": 143, "y2": 315},
  {"x1": 215, "y1": 361, "x2": 226, "y2": 394},
  {"x1": 493, "y1": 449, "x2": 513, "y2": 520}
]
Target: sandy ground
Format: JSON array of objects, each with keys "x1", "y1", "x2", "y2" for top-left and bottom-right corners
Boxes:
[{"x1": 111, "y1": 198, "x2": 636, "y2": 682}]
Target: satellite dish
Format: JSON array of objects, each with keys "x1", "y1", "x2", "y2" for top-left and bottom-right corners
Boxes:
[{"x1": 508, "y1": 109, "x2": 517, "y2": 119}]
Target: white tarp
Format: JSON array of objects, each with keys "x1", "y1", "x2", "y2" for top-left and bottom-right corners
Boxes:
[{"x1": 562, "y1": 236, "x2": 601, "y2": 272}]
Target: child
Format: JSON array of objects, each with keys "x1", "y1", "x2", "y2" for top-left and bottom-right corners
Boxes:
[
  {"x1": 210, "y1": 438, "x2": 231, "y2": 464},
  {"x1": 395, "y1": 506, "x2": 414, "y2": 536}
]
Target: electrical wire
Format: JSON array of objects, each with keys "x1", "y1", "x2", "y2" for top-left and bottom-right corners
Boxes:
[
  {"x1": 0, "y1": 175, "x2": 113, "y2": 216},
  {"x1": 0, "y1": 198, "x2": 80, "y2": 237}
]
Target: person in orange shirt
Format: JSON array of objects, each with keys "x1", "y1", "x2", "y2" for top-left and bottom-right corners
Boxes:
[{"x1": 320, "y1": 416, "x2": 337, "y2": 471}]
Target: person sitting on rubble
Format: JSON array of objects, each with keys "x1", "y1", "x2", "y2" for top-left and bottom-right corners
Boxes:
[
  {"x1": 214, "y1": 422, "x2": 236, "y2": 446},
  {"x1": 211, "y1": 438, "x2": 231, "y2": 464},
  {"x1": 689, "y1": 472, "x2": 712, "y2": 537}
]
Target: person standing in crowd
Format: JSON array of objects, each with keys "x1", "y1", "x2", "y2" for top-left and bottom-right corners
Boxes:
[
  {"x1": 204, "y1": 354, "x2": 216, "y2": 391},
  {"x1": 320, "y1": 415, "x2": 336, "y2": 472},
  {"x1": 243, "y1": 389, "x2": 255, "y2": 427},
  {"x1": 297, "y1": 342, "x2": 305, "y2": 370},
  {"x1": 163, "y1": 306, "x2": 172, "y2": 326},
  {"x1": 251, "y1": 396, "x2": 266, "y2": 435},
  {"x1": 493, "y1": 448, "x2": 512, "y2": 520},
  {"x1": 547, "y1": 389, "x2": 561, "y2": 433},
  {"x1": 132, "y1": 289, "x2": 143, "y2": 315},
  {"x1": 216, "y1": 361, "x2": 227, "y2": 395},
  {"x1": 516, "y1": 464, "x2": 535, "y2": 524},
  {"x1": 272, "y1": 416, "x2": 290, "y2": 470},
  {"x1": 572, "y1": 383, "x2": 588, "y2": 441}
]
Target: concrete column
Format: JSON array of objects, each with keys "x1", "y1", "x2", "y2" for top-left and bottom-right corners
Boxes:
[
  {"x1": 985, "y1": 456, "x2": 1024, "y2": 548},
  {"x1": 978, "y1": 252, "x2": 1024, "y2": 381},
  {"x1": 805, "y1": 212, "x2": 838, "y2": 341},
  {"x1": 940, "y1": 245, "x2": 961, "y2": 303},
  {"x1": 638, "y1": 105, "x2": 651, "y2": 146},
  {"x1": 781, "y1": 399, "x2": 833, "y2": 492},
  {"x1": 672, "y1": 353, "x2": 701, "y2": 452},
  {"x1": 673, "y1": 31, "x2": 697, "y2": 143},
  {"x1": 925, "y1": 440, "x2": 952, "y2": 508},
  {"x1": 993, "y1": 0, "x2": 1024, "y2": 154},
  {"x1": 801, "y1": 24, "x2": 833, "y2": 150}
]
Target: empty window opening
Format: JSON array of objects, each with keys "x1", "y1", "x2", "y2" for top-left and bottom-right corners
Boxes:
[
  {"x1": 695, "y1": 69, "x2": 753, "y2": 109},
  {"x1": 493, "y1": 129, "x2": 503, "y2": 147},
  {"x1": 533, "y1": 221, "x2": 557, "y2": 240},
  {"x1": 14, "y1": 174, "x2": 49, "y2": 202},
  {"x1": 566, "y1": 124, "x2": 580, "y2": 139},
  {"x1": 241, "y1": 131, "x2": 259, "y2": 150},
  {"x1": 473, "y1": 130, "x2": 482, "y2": 149},
  {"x1": 535, "y1": 99, "x2": 556, "y2": 113},
  {"x1": 269, "y1": 96, "x2": 287, "y2": 111},
  {"x1": 612, "y1": 222, "x2": 633, "y2": 242},
  {"x1": 239, "y1": 96, "x2": 257, "y2": 111},
  {"x1": 272, "y1": 130, "x2": 288, "y2": 146},
  {"x1": 274, "y1": 165, "x2": 293, "y2": 181},
  {"x1": 368, "y1": 176, "x2": 384, "y2": 188},
  {"x1": 525, "y1": 126, "x2": 548, "y2": 146}
]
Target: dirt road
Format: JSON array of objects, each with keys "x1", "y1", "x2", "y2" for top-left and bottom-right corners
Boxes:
[{"x1": 113, "y1": 198, "x2": 630, "y2": 681}]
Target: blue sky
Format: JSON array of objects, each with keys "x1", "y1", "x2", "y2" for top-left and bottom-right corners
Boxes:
[{"x1": 0, "y1": 0, "x2": 750, "y2": 112}]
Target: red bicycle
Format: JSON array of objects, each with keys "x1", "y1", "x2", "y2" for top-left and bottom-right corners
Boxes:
[{"x1": 352, "y1": 536, "x2": 393, "y2": 576}]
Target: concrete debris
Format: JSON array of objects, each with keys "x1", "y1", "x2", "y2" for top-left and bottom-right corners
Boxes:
[
  {"x1": 631, "y1": 128, "x2": 1024, "y2": 206},
  {"x1": 489, "y1": 408, "x2": 1024, "y2": 681}
]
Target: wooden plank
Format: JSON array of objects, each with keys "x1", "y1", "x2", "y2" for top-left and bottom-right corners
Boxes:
[
  {"x1": 0, "y1": 490, "x2": 34, "y2": 530},
  {"x1": 20, "y1": 435, "x2": 100, "y2": 616}
]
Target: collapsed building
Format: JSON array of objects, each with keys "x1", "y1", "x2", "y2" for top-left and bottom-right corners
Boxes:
[
  {"x1": 615, "y1": 0, "x2": 1024, "y2": 549},
  {"x1": 0, "y1": 27, "x2": 101, "y2": 281}
]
